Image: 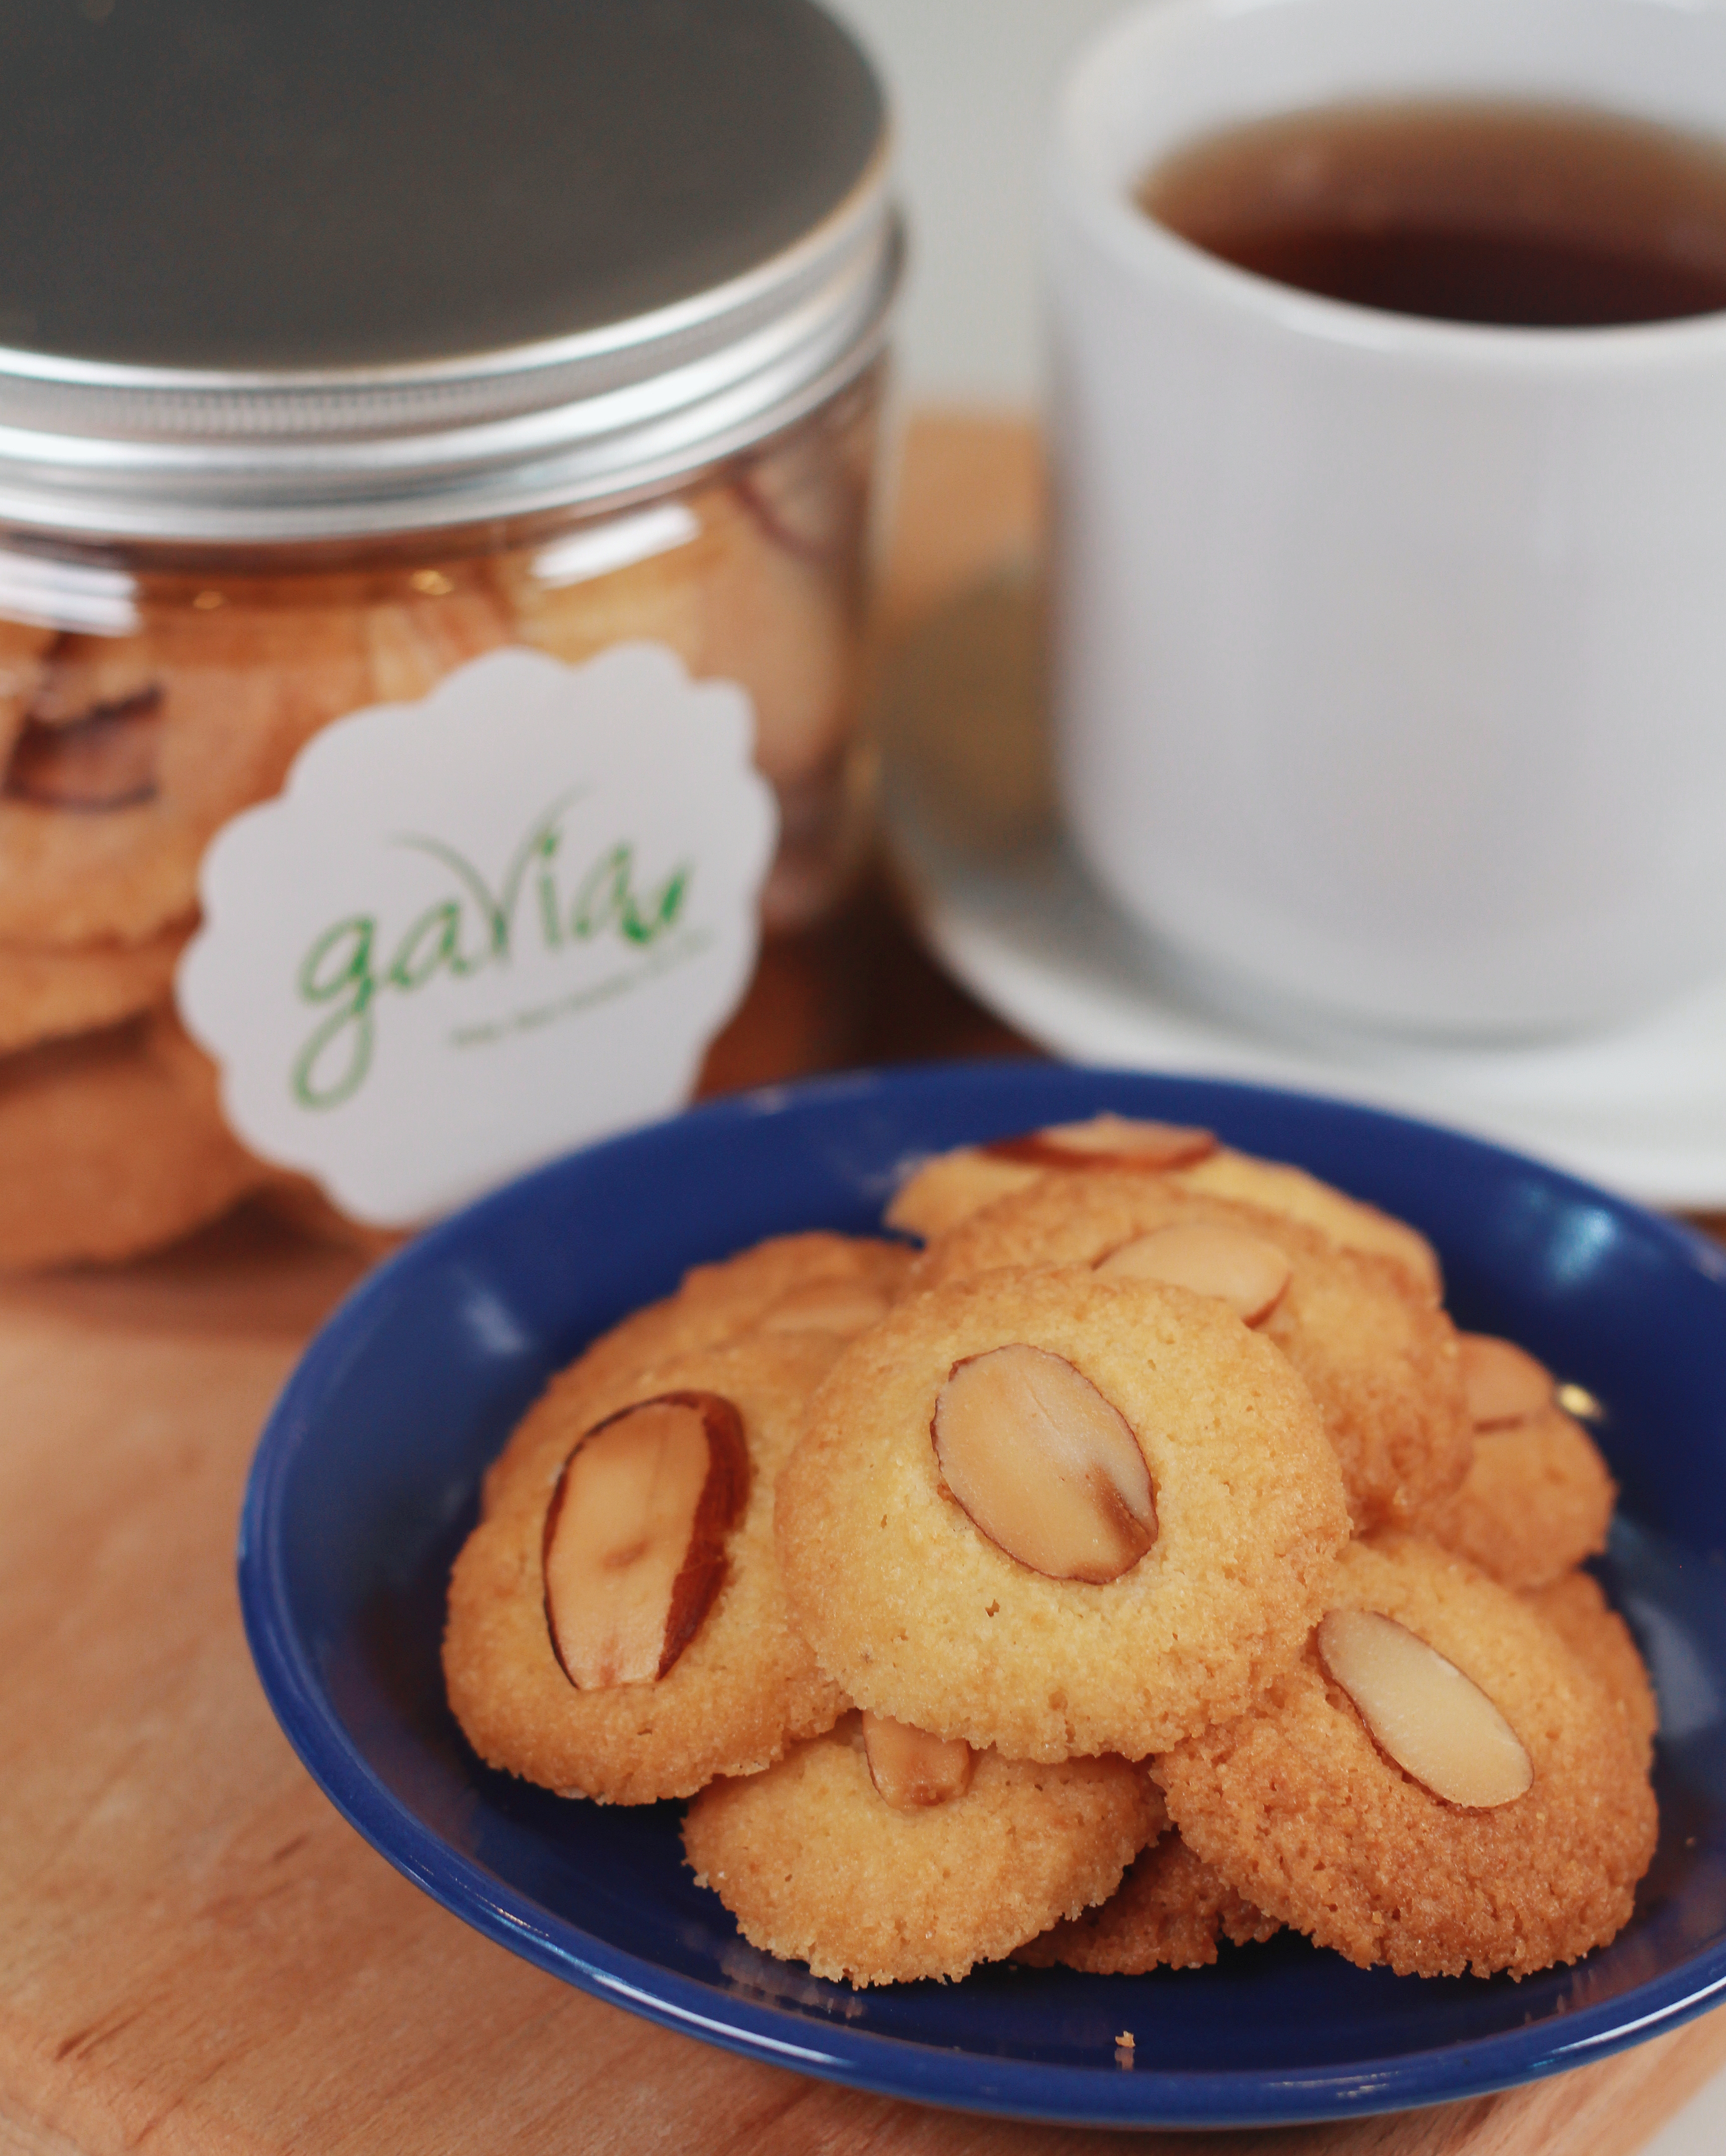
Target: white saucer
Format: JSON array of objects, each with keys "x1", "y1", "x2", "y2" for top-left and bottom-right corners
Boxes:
[{"x1": 884, "y1": 770, "x2": 1726, "y2": 1212}]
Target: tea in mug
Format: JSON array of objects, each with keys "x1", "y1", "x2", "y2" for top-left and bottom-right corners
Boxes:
[{"x1": 1139, "y1": 100, "x2": 1726, "y2": 327}]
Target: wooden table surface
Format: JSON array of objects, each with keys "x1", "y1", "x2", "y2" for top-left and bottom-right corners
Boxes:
[{"x1": 3, "y1": 416, "x2": 1723, "y2": 2156}]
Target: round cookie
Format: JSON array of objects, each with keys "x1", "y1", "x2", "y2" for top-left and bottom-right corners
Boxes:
[
  {"x1": 497, "y1": 471, "x2": 859, "y2": 793},
  {"x1": 496, "y1": 490, "x2": 709, "y2": 691},
  {"x1": 1154, "y1": 1534, "x2": 1659, "y2": 1978},
  {"x1": 683, "y1": 1713, "x2": 1159, "y2": 1986},
  {"x1": 915, "y1": 1177, "x2": 1470, "y2": 1532},
  {"x1": 1176, "y1": 1148, "x2": 1440, "y2": 1295},
  {"x1": 0, "y1": 608, "x2": 366, "y2": 946},
  {"x1": 0, "y1": 1008, "x2": 263, "y2": 1269},
  {"x1": 1418, "y1": 1332, "x2": 1616, "y2": 1589},
  {"x1": 445, "y1": 1331, "x2": 848, "y2": 1805},
  {"x1": 480, "y1": 1232, "x2": 913, "y2": 1511},
  {"x1": 696, "y1": 475, "x2": 861, "y2": 793},
  {"x1": 776, "y1": 1268, "x2": 1351, "y2": 1762},
  {"x1": 0, "y1": 919, "x2": 191, "y2": 1055},
  {"x1": 1526, "y1": 1570, "x2": 1659, "y2": 1771},
  {"x1": 564, "y1": 1231, "x2": 914, "y2": 1395},
  {"x1": 362, "y1": 583, "x2": 513, "y2": 706},
  {"x1": 1422, "y1": 1408, "x2": 1616, "y2": 1589},
  {"x1": 1016, "y1": 1819, "x2": 1280, "y2": 1974},
  {"x1": 0, "y1": 578, "x2": 511, "y2": 947},
  {"x1": 885, "y1": 1116, "x2": 1441, "y2": 1294},
  {"x1": 884, "y1": 1119, "x2": 1211, "y2": 1242}
]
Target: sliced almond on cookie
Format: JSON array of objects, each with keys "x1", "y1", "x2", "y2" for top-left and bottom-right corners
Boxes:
[
  {"x1": 983, "y1": 1114, "x2": 1217, "y2": 1173},
  {"x1": 1459, "y1": 1335, "x2": 1555, "y2": 1430},
  {"x1": 1095, "y1": 1221, "x2": 1291, "y2": 1326},
  {"x1": 931, "y1": 1343, "x2": 1156, "y2": 1583},
  {"x1": 1317, "y1": 1607, "x2": 1533, "y2": 1808},
  {"x1": 862, "y1": 1711, "x2": 974, "y2": 1808},
  {"x1": 542, "y1": 1391, "x2": 748, "y2": 1688}
]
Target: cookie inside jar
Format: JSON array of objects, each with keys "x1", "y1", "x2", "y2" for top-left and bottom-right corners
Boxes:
[{"x1": 0, "y1": 0, "x2": 899, "y2": 1269}]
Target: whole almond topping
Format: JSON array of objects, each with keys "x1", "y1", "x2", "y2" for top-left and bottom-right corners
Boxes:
[
  {"x1": 983, "y1": 1114, "x2": 1217, "y2": 1174},
  {"x1": 758, "y1": 1280, "x2": 892, "y2": 1337},
  {"x1": 1095, "y1": 1221, "x2": 1292, "y2": 1325},
  {"x1": 862, "y1": 1711, "x2": 974, "y2": 1808},
  {"x1": 931, "y1": 1343, "x2": 1156, "y2": 1583},
  {"x1": 542, "y1": 1391, "x2": 748, "y2": 1688},
  {"x1": 1317, "y1": 1607, "x2": 1533, "y2": 1808},
  {"x1": 1459, "y1": 1334, "x2": 1554, "y2": 1430}
]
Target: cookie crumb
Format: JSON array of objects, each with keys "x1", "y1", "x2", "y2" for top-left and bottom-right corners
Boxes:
[
  {"x1": 1115, "y1": 2030, "x2": 1136, "y2": 2068},
  {"x1": 1557, "y1": 1381, "x2": 1604, "y2": 1421}
]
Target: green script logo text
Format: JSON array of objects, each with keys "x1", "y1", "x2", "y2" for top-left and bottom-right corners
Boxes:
[{"x1": 291, "y1": 792, "x2": 691, "y2": 1109}]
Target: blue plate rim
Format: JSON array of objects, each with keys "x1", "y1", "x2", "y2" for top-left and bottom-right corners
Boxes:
[{"x1": 238, "y1": 1058, "x2": 1726, "y2": 2131}]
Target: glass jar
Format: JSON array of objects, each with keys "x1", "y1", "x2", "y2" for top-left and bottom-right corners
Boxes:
[{"x1": 0, "y1": 0, "x2": 899, "y2": 1266}]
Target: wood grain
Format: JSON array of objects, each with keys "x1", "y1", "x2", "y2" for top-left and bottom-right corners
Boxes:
[
  {"x1": 0, "y1": 1233, "x2": 1719, "y2": 2156},
  {"x1": 0, "y1": 415, "x2": 1721, "y2": 2155}
]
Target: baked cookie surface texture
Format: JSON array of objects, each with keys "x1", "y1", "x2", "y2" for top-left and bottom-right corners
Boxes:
[
  {"x1": 684, "y1": 1714, "x2": 1159, "y2": 1986},
  {"x1": 0, "y1": 1009, "x2": 262, "y2": 1268},
  {"x1": 1424, "y1": 1410, "x2": 1616, "y2": 1588},
  {"x1": 885, "y1": 1116, "x2": 1442, "y2": 1294},
  {"x1": 479, "y1": 1232, "x2": 912, "y2": 1511},
  {"x1": 1418, "y1": 1335, "x2": 1616, "y2": 1588},
  {"x1": 1526, "y1": 1570, "x2": 1659, "y2": 1771},
  {"x1": 914, "y1": 1177, "x2": 1470, "y2": 1532},
  {"x1": 0, "y1": 585, "x2": 512, "y2": 947},
  {"x1": 0, "y1": 918, "x2": 191, "y2": 1056},
  {"x1": 1015, "y1": 1820, "x2": 1279, "y2": 1974},
  {"x1": 559, "y1": 1231, "x2": 913, "y2": 1397},
  {"x1": 1154, "y1": 1534, "x2": 1659, "y2": 1978},
  {"x1": 776, "y1": 1268, "x2": 1350, "y2": 1762},
  {"x1": 445, "y1": 1331, "x2": 847, "y2": 1805}
]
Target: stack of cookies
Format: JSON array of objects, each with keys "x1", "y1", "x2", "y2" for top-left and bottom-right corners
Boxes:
[
  {"x1": 0, "y1": 407, "x2": 866, "y2": 1271},
  {"x1": 442, "y1": 1114, "x2": 1659, "y2": 1988},
  {"x1": 0, "y1": 585, "x2": 511, "y2": 1267}
]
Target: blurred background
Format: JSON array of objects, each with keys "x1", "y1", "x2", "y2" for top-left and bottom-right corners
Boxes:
[{"x1": 828, "y1": 0, "x2": 1131, "y2": 408}]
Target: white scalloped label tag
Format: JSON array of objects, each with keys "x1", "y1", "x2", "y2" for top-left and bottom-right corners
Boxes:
[{"x1": 177, "y1": 643, "x2": 775, "y2": 1226}]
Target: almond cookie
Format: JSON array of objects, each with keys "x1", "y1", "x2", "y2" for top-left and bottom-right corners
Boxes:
[
  {"x1": 683, "y1": 1711, "x2": 1159, "y2": 1986},
  {"x1": 480, "y1": 1232, "x2": 914, "y2": 1511},
  {"x1": 498, "y1": 471, "x2": 858, "y2": 795},
  {"x1": 915, "y1": 1177, "x2": 1470, "y2": 1532},
  {"x1": 0, "y1": 580, "x2": 511, "y2": 947},
  {"x1": 1155, "y1": 1534, "x2": 1659, "y2": 1978},
  {"x1": 0, "y1": 919, "x2": 192, "y2": 1055},
  {"x1": 445, "y1": 1332, "x2": 848, "y2": 1805},
  {"x1": 1527, "y1": 1570, "x2": 1659, "y2": 1771},
  {"x1": 1016, "y1": 1816, "x2": 1280, "y2": 1974},
  {"x1": 884, "y1": 1114, "x2": 1441, "y2": 1294},
  {"x1": 884, "y1": 1116, "x2": 1217, "y2": 1241},
  {"x1": 558, "y1": 1231, "x2": 913, "y2": 1394},
  {"x1": 776, "y1": 1268, "x2": 1350, "y2": 1762},
  {"x1": 1419, "y1": 1334, "x2": 1615, "y2": 1588},
  {"x1": 0, "y1": 1007, "x2": 263, "y2": 1268},
  {"x1": 0, "y1": 610, "x2": 366, "y2": 946},
  {"x1": 1423, "y1": 1409, "x2": 1616, "y2": 1588}
]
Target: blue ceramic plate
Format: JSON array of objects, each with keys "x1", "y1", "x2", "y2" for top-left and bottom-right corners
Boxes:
[{"x1": 240, "y1": 1063, "x2": 1726, "y2": 2130}]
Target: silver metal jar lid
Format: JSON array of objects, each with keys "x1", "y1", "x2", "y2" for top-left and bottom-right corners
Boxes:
[{"x1": 0, "y1": 0, "x2": 898, "y2": 544}]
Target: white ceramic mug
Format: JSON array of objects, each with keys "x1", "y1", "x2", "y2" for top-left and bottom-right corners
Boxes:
[{"x1": 1046, "y1": 0, "x2": 1726, "y2": 1039}]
